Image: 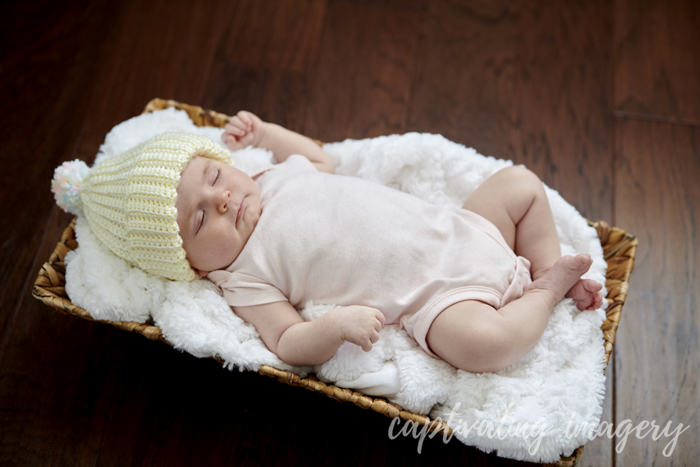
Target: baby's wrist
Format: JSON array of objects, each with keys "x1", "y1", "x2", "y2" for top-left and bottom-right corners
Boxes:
[
  {"x1": 322, "y1": 308, "x2": 347, "y2": 343},
  {"x1": 254, "y1": 122, "x2": 269, "y2": 148}
]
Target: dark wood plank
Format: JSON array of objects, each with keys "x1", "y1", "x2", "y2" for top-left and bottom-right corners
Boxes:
[
  {"x1": 408, "y1": 0, "x2": 614, "y2": 221},
  {"x1": 614, "y1": 118, "x2": 699, "y2": 465},
  {"x1": 614, "y1": 0, "x2": 700, "y2": 125},
  {"x1": 0, "y1": 0, "x2": 125, "y2": 341},
  {"x1": 304, "y1": 1, "x2": 421, "y2": 141},
  {"x1": 340, "y1": 0, "x2": 428, "y2": 10},
  {"x1": 0, "y1": 303, "x2": 133, "y2": 465},
  {"x1": 211, "y1": 0, "x2": 327, "y2": 73},
  {"x1": 0, "y1": 6, "x2": 126, "y2": 462},
  {"x1": 202, "y1": 0, "x2": 328, "y2": 132},
  {"x1": 203, "y1": 65, "x2": 310, "y2": 134},
  {"x1": 91, "y1": 334, "x2": 519, "y2": 467},
  {"x1": 80, "y1": 0, "x2": 240, "y2": 141},
  {"x1": 92, "y1": 339, "x2": 242, "y2": 467}
]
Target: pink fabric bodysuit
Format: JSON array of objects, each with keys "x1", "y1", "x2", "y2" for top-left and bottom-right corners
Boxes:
[{"x1": 208, "y1": 155, "x2": 532, "y2": 357}]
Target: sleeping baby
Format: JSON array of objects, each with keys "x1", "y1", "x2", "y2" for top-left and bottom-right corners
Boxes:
[{"x1": 52, "y1": 112, "x2": 603, "y2": 374}]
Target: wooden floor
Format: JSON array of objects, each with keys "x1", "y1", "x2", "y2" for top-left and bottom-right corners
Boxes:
[{"x1": 1, "y1": 0, "x2": 698, "y2": 465}]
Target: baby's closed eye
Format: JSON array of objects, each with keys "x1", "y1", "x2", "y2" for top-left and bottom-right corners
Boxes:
[{"x1": 196, "y1": 210, "x2": 205, "y2": 234}]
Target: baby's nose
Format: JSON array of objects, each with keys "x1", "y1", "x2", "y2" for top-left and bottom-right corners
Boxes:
[{"x1": 217, "y1": 190, "x2": 230, "y2": 213}]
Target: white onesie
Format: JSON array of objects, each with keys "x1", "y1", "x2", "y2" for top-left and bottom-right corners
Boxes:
[{"x1": 208, "y1": 155, "x2": 532, "y2": 357}]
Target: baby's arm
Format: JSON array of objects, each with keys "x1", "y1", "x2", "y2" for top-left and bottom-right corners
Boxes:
[
  {"x1": 223, "y1": 111, "x2": 335, "y2": 174},
  {"x1": 233, "y1": 301, "x2": 385, "y2": 367}
]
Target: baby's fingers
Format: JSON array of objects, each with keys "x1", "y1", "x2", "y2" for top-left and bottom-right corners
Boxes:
[
  {"x1": 372, "y1": 308, "x2": 386, "y2": 327},
  {"x1": 237, "y1": 111, "x2": 253, "y2": 127},
  {"x1": 221, "y1": 132, "x2": 242, "y2": 150},
  {"x1": 226, "y1": 118, "x2": 247, "y2": 134},
  {"x1": 361, "y1": 331, "x2": 380, "y2": 352}
]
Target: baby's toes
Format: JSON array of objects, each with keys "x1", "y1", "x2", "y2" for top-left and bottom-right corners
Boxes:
[
  {"x1": 582, "y1": 289, "x2": 604, "y2": 311},
  {"x1": 594, "y1": 290, "x2": 604, "y2": 309},
  {"x1": 576, "y1": 297, "x2": 595, "y2": 311},
  {"x1": 566, "y1": 281, "x2": 595, "y2": 311},
  {"x1": 583, "y1": 279, "x2": 602, "y2": 293},
  {"x1": 584, "y1": 280, "x2": 604, "y2": 310}
]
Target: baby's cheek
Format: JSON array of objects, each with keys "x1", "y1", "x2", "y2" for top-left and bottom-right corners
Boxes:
[{"x1": 209, "y1": 228, "x2": 240, "y2": 266}]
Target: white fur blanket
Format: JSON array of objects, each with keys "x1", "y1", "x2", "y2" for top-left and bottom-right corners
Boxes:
[{"x1": 64, "y1": 108, "x2": 608, "y2": 462}]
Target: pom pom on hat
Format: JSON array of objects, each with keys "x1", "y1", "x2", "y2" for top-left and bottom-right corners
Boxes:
[{"x1": 52, "y1": 159, "x2": 90, "y2": 215}]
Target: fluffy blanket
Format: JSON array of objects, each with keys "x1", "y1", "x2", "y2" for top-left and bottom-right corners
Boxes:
[{"x1": 64, "y1": 108, "x2": 608, "y2": 462}]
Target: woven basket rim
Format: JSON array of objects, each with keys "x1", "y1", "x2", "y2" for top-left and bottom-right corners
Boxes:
[{"x1": 32, "y1": 98, "x2": 639, "y2": 467}]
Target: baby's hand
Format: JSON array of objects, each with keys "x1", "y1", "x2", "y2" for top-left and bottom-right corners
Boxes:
[
  {"x1": 222, "y1": 111, "x2": 267, "y2": 151},
  {"x1": 334, "y1": 306, "x2": 385, "y2": 352}
]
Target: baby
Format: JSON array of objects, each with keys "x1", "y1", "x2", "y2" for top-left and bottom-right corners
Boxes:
[
  {"x1": 52, "y1": 112, "x2": 603, "y2": 374},
  {"x1": 172, "y1": 111, "x2": 604, "y2": 373}
]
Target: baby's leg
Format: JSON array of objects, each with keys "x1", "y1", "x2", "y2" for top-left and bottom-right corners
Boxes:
[
  {"x1": 427, "y1": 167, "x2": 606, "y2": 372},
  {"x1": 462, "y1": 166, "x2": 560, "y2": 279},
  {"x1": 462, "y1": 166, "x2": 602, "y2": 309},
  {"x1": 427, "y1": 254, "x2": 593, "y2": 373}
]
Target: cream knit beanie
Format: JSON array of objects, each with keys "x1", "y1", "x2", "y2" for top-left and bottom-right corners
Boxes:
[{"x1": 51, "y1": 133, "x2": 232, "y2": 282}]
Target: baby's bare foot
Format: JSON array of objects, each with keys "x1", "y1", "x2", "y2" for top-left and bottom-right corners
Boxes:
[
  {"x1": 566, "y1": 279, "x2": 604, "y2": 311},
  {"x1": 524, "y1": 254, "x2": 593, "y2": 308}
]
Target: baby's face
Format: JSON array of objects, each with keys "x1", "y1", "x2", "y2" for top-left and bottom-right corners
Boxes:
[{"x1": 175, "y1": 156, "x2": 262, "y2": 276}]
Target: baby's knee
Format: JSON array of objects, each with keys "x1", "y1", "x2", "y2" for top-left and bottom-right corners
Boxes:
[
  {"x1": 434, "y1": 318, "x2": 512, "y2": 373},
  {"x1": 499, "y1": 166, "x2": 544, "y2": 195},
  {"x1": 459, "y1": 324, "x2": 513, "y2": 373},
  {"x1": 427, "y1": 301, "x2": 516, "y2": 373}
]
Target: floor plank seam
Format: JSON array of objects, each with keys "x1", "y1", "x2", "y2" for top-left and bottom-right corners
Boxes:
[
  {"x1": 614, "y1": 110, "x2": 700, "y2": 128},
  {"x1": 332, "y1": 0, "x2": 427, "y2": 13}
]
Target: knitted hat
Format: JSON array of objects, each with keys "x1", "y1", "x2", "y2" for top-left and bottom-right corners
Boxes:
[{"x1": 51, "y1": 133, "x2": 232, "y2": 282}]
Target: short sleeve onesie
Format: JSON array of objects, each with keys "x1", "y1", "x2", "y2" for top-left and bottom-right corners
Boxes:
[{"x1": 208, "y1": 155, "x2": 532, "y2": 357}]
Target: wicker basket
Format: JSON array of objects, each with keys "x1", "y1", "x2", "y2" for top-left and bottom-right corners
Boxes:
[{"x1": 32, "y1": 98, "x2": 638, "y2": 467}]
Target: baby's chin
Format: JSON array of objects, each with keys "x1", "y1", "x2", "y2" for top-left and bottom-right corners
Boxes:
[
  {"x1": 193, "y1": 268, "x2": 209, "y2": 277},
  {"x1": 191, "y1": 257, "x2": 237, "y2": 276},
  {"x1": 187, "y1": 241, "x2": 245, "y2": 275}
]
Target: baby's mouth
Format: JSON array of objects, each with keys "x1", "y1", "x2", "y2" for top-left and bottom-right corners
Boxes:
[{"x1": 236, "y1": 199, "x2": 245, "y2": 224}]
